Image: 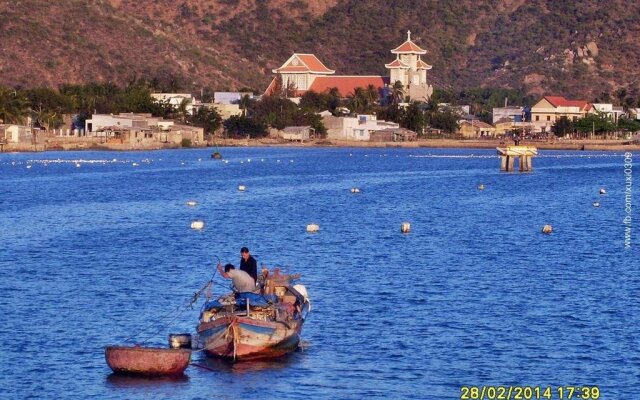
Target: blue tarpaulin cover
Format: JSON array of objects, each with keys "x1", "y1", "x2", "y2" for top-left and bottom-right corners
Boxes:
[
  {"x1": 202, "y1": 293, "x2": 277, "y2": 311},
  {"x1": 235, "y1": 293, "x2": 277, "y2": 307}
]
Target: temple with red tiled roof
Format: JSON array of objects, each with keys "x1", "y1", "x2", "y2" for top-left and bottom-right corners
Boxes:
[
  {"x1": 264, "y1": 31, "x2": 433, "y2": 102},
  {"x1": 385, "y1": 30, "x2": 433, "y2": 100}
]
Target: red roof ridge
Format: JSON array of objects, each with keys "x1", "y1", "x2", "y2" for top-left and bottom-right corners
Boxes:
[
  {"x1": 391, "y1": 30, "x2": 427, "y2": 54},
  {"x1": 544, "y1": 95, "x2": 590, "y2": 110},
  {"x1": 385, "y1": 59, "x2": 410, "y2": 68},
  {"x1": 273, "y1": 53, "x2": 335, "y2": 74}
]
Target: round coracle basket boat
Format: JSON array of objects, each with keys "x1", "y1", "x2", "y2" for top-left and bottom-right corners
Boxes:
[{"x1": 105, "y1": 346, "x2": 191, "y2": 376}]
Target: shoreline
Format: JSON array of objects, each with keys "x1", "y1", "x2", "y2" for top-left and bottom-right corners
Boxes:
[{"x1": 1, "y1": 137, "x2": 638, "y2": 153}]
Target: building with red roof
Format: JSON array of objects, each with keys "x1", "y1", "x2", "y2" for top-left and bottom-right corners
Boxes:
[
  {"x1": 531, "y1": 95, "x2": 593, "y2": 132},
  {"x1": 265, "y1": 31, "x2": 433, "y2": 102}
]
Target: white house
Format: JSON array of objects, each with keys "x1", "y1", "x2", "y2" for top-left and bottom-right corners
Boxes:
[
  {"x1": 213, "y1": 92, "x2": 254, "y2": 105},
  {"x1": 323, "y1": 114, "x2": 399, "y2": 141},
  {"x1": 492, "y1": 106, "x2": 525, "y2": 124},
  {"x1": 84, "y1": 113, "x2": 203, "y2": 144},
  {"x1": 151, "y1": 93, "x2": 196, "y2": 114},
  {"x1": 85, "y1": 113, "x2": 172, "y2": 134},
  {"x1": 280, "y1": 126, "x2": 312, "y2": 142},
  {"x1": 0, "y1": 124, "x2": 32, "y2": 143},
  {"x1": 591, "y1": 103, "x2": 625, "y2": 123}
]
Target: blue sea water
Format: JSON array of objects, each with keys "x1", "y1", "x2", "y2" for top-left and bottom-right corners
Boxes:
[{"x1": 0, "y1": 147, "x2": 637, "y2": 399}]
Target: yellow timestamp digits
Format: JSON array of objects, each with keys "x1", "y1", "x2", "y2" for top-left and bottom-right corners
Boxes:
[{"x1": 460, "y1": 385, "x2": 600, "y2": 399}]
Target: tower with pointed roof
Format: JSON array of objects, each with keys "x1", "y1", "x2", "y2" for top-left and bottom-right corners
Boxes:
[
  {"x1": 265, "y1": 30, "x2": 434, "y2": 102},
  {"x1": 385, "y1": 30, "x2": 433, "y2": 101}
]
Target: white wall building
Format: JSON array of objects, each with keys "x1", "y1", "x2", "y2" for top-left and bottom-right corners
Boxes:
[
  {"x1": 385, "y1": 30, "x2": 433, "y2": 101},
  {"x1": 492, "y1": 106, "x2": 524, "y2": 124},
  {"x1": 591, "y1": 103, "x2": 625, "y2": 123},
  {"x1": 151, "y1": 93, "x2": 196, "y2": 114},
  {"x1": 0, "y1": 124, "x2": 32, "y2": 143},
  {"x1": 323, "y1": 114, "x2": 399, "y2": 141},
  {"x1": 85, "y1": 113, "x2": 172, "y2": 134}
]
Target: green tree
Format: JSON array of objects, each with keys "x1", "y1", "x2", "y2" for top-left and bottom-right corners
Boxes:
[
  {"x1": 250, "y1": 96, "x2": 299, "y2": 129},
  {"x1": 347, "y1": 87, "x2": 366, "y2": 113},
  {"x1": 239, "y1": 94, "x2": 253, "y2": 117},
  {"x1": 426, "y1": 108, "x2": 459, "y2": 133},
  {"x1": 364, "y1": 84, "x2": 379, "y2": 106},
  {"x1": 618, "y1": 117, "x2": 640, "y2": 133},
  {"x1": 390, "y1": 81, "x2": 405, "y2": 105},
  {"x1": 223, "y1": 115, "x2": 266, "y2": 138},
  {"x1": 0, "y1": 87, "x2": 29, "y2": 124},
  {"x1": 552, "y1": 116, "x2": 574, "y2": 137},
  {"x1": 188, "y1": 107, "x2": 222, "y2": 136},
  {"x1": 574, "y1": 114, "x2": 616, "y2": 136},
  {"x1": 299, "y1": 90, "x2": 329, "y2": 112},
  {"x1": 401, "y1": 102, "x2": 426, "y2": 134}
]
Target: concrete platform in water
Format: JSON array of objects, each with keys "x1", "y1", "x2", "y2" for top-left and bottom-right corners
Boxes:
[{"x1": 497, "y1": 146, "x2": 538, "y2": 172}]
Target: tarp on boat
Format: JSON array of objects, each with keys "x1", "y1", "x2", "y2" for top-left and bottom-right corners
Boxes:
[
  {"x1": 235, "y1": 293, "x2": 277, "y2": 307},
  {"x1": 202, "y1": 293, "x2": 277, "y2": 311}
]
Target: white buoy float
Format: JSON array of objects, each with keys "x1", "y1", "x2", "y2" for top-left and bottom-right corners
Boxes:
[
  {"x1": 477, "y1": 184, "x2": 485, "y2": 190},
  {"x1": 401, "y1": 222, "x2": 411, "y2": 233},
  {"x1": 186, "y1": 200, "x2": 198, "y2": 207},
  {"x1": 542, "y1": 225, "x2": 553, "y2": 234},
  {"x1": 351, "y1": 188, "x2": 361, "y2": 193},
  {"x1": 238, "y1": 185, "x2": 246, "y2": 192},
  {"x1": 132, "y1": 162, "x2": 139, "y2": 167},
  {"x1": 26, "y1": 165, "x2": 32, "y2": 169},
  {"x1": 592, "y1": 202, "x2": 600, "y2": 208},
  {"x1": 306, "y1": 223, "x2": 320, "y2": 233},
  {"x1": 191, "y1": 220, "x2": 205, "y2": 230},
  {"x1": 76, "y1": 163, "x2": 81, "y2": 168},
  {"x1": 599, "y1": 188, "x2": 606, "y2": 195}
]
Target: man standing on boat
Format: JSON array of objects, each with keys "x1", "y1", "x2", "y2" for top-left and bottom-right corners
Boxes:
[
  {"x1": 239, "y1": 247, "x2": 258, "y2": 283},
  {"x1": 217, "y1": 263, "x2": 256, "y2": 292}
]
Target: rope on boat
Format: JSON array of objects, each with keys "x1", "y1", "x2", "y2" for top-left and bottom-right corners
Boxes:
[
  {"x1": 121, "y1": 258, "x2": 219, "y2": 344},
  {"x1": 223, "y1": 317, "x2": 240, "y2": 360}
]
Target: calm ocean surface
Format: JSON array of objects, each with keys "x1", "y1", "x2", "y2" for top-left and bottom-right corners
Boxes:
[{"x1": 0, "y1": 147, "x2": 637, "y2": 399}]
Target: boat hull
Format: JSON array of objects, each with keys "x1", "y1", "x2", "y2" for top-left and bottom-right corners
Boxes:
[
  {"x1": 197, "y1": 316, "x2": 302, "y2": 361},
  {"x1": 105, "y1": 346, "x2": 191, "y2": 376}
]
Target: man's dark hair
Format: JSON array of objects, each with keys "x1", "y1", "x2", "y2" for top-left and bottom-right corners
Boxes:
[
  {"x1": 240, "y1": 247, "x2": 249, "y2": 254},
  {"x1": 224, "y1": 263, "x2": 235, "y2": 273}
]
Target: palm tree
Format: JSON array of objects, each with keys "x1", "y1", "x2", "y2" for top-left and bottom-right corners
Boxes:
[
  {"x1": 239, "y1": 94, "x2": 251, "y2": 117},
  {"x1": 390, "y1": 81, "x2": 405, "y2": 105},
  {"x1": 348, "y1": 87, "x2": 368, "y2": 113},
  {"x1": 0, "y1": 87, "x2": 29, "y2": 124},
  {"x1": 175, "y1": 97, "x2": 192, "y2": 123},
  {"x1": 365, "y1": 84, "x2": 379, "y2": 106}
]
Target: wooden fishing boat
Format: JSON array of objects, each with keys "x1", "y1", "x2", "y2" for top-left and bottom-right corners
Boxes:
[
  {"x1": 196, "y1": 269, "x2": 310, "y2": 361},
  {"x1": 105, "y1": 346, "x2": 191, "y2": 376}
]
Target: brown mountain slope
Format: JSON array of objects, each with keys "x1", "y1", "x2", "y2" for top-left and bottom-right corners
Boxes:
[{"x1": 1, "y1": 0, "x2": 639, "y2": 99}]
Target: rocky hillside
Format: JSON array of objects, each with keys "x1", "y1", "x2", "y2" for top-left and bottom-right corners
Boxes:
[{"x1": 1, "y1": 0, "x2": 639, "y2": 100}]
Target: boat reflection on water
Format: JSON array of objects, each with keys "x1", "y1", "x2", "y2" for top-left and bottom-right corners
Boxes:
[
  {"x1": 105, "y1": 373, "x2": 189, "y2": 388},
  {"x1": 191, "y1": 349, "x2": 306, "y2": 374}
]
